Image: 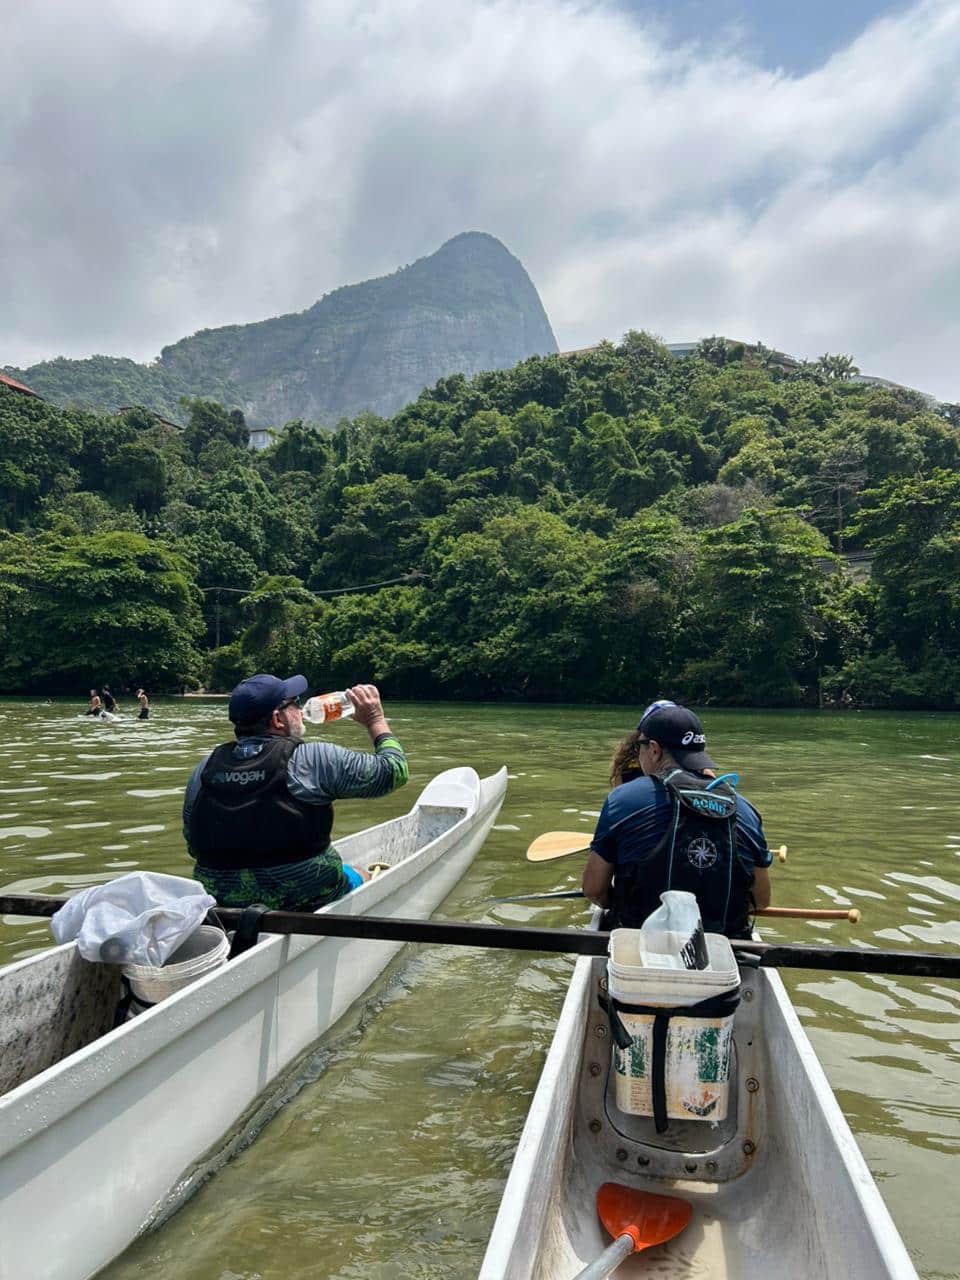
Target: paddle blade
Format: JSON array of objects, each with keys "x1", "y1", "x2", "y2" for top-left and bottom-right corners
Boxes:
[
  {"x1": 526, "y1": 831, "x2": 592, "y2": 862},
  {"x1": 597, "y1": 1182, "x2": 692, "y2": 1253}
]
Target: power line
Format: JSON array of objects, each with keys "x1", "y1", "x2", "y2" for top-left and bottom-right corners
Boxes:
[
  {"x1": 198, "y1": 571, "x2": 426, "y2": 647},
  {"x1": 198, "y1": 570, "x2": 425, "y2": 597}
]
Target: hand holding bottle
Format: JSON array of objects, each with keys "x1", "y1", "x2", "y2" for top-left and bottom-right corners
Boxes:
[{"x1": 345, "y1": 684, "x2": 390, "y2": 736}]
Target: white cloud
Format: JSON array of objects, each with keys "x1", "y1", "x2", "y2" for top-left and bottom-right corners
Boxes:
[{"x1": 1, "y1": 0, "x2": 957, "y2": 399}]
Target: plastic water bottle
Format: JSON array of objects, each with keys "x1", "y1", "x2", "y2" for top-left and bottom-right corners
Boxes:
[{"x1": 302, "y1": 691, "x2": 355, "y2": 724}]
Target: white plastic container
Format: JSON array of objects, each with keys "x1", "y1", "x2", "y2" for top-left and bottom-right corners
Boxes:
[
  {"x1": 121, "y1": 925, "x2": 229, "y2": 1006},
  {"x1": 607, "y1": 928, "x2": 740, "y2": 1121},
  {"x1": 608, "y1": 929, "x2": 739, "y2": 1004}
]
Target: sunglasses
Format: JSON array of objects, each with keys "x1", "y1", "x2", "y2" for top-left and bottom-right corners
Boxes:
[
  {"x1": 278, "y1": 695, "x2": 302, "y2": 710},
  {"x1": 636, "y1": 738, "x2": 652, "y2": 748}
]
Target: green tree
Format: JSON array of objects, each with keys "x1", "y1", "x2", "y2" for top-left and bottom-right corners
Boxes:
[
  {"x1": 681, "y1": 509, "x2": 831, "y2": 704},
  {"x1": 182, "y1": 399, "x2": 249, "y2": 459},
  {"x1": 849, "y1": 472, "x2": 960, "y2": 703},
  {"x1": 421, "y1": 506, "x2": 605, "y2": 698},
  {"x1": 814, "y1": 353, "x2": 860, "y2": 381},
  {"x1": 0, "y1": 531, "x2": 203, "y2": 690}
]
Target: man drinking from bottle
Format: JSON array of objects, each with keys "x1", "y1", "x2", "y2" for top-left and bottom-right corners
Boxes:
[{"x1": 182, "y1": 674, "x2": 408, "y2": 910}]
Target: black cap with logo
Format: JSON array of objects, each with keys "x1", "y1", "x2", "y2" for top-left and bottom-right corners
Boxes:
[{"x1": 638, "y1": 700, "x2": 716, "y2": 772}]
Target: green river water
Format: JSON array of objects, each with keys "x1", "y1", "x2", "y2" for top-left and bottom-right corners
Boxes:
[{"x1": 1, "y1": 698, "x2": 958, "y2": 1279}]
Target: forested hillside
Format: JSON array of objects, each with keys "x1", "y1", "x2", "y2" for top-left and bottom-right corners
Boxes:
[
  {"x1": 1, "y1": 332, "x2": 958, "y2": 707},
  {"x1": 4, "y1": 233, "x2": 557, "y2": 427}
]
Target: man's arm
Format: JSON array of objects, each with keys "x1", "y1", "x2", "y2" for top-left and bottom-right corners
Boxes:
[
  {"x1": 752, "y1": 865, "x2": 772, "y2": 910},
  {"x1": 582, "y1": 850, "x2": 615, "y2": 908},
  {"x1": 288, "y1": 685, "x2": 408, "y2": 802},
  {"x1": 735, "y1": 796, "x2": 773, "y2": 910},
  {"x1": 182, "y1": 760, "x2": 206, "y2": 845}
]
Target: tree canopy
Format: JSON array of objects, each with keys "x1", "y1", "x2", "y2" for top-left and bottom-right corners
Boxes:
[{"x1": 0, "y1": 337, "x2": 956, "y2": 707}]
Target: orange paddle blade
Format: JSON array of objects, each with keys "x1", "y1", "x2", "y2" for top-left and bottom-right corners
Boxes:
[
  {"x1": 597, "y1": 1182, "x2": 692, "y2": 1253},
  {"x1": 525, "y1": 831, "x2": 592, "y2": 862}
]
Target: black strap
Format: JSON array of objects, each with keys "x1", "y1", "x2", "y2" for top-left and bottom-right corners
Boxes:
[
  {"x1": 113, "y1": 975, "x2": 135, "y2": 1026},
  {"x1": 652, "y1": 1011, "x2": 670, "y2": 1133},
  {"x1": 227, "y1": 903, "x2": 271, "y2": 959}
]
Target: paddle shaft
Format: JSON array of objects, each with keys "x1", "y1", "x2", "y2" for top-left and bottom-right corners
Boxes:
[
  {"x1": 573, "y1": 1234, "x2": 634, "y2": 1280},
  {"x1": 495, "y1": 890, "x2": 858, "y2": 922},
  {"x1": 1, "y1": 894, "x2": 955, "y2": 979}
]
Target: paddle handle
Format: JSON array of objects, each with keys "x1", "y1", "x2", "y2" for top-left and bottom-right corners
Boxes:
[
  {"x1": 573, "y1": 1233, "x2": 636, "y2": 1280},
  {"x1": 757, "y1": 906, "x2": 860, "y2": 923}
]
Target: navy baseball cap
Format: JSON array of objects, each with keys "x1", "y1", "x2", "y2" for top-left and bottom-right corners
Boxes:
[
  {"x1": 638, "y1": 700, "x2": 716, "y2": 771},
  {"x1": 228, "y1": 673, "x2": 308, "y2": 724}
]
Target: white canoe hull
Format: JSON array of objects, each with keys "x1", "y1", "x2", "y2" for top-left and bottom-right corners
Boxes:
[
  {"x1": 0, "y1": 766, "x2": 507, "y2": 1280},
  {"x1": 480, "y1": 938, "x2": 917, "y2": 1279}
]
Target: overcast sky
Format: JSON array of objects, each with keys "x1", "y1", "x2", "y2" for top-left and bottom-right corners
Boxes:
[{"x1": 3, "y1": 0, "x2": 957, "y2": 400}]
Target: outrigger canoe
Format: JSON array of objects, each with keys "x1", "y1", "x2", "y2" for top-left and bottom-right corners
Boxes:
[
  {"x1": 479, "y1": 915, "x2": 918, "y2": 1279},
  {"x1": 0, "y1": 765, "x2": 507, "y2": 1280}
]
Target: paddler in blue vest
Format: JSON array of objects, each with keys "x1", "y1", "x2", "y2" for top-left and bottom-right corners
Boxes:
[
  {"x1": 582, "y1": 700, "x2": 772, "y2": 938},
  {"x1": 183, "y1": 673, "x2": 408, "y2": 910}
]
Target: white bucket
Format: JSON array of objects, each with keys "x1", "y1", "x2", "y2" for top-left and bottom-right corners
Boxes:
[
  {"x1": 122, "y1": 925, "x2": 229, "y2": 1006},
  {"x1": 607, "y1": 929, "x2": 740, "y2": 1122}
]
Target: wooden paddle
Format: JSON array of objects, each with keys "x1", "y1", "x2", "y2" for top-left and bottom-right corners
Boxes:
[
  {"x1": 492, "y1": 890, "x2": 860, "y2": 922},
  {"x1": 573, "y1": 1182, "x2": 692, "y2": 1279},
  {"x1": 528, "y1": 832, "x2": 788, "y2": 864},
  {"x1": 526, "y1": 831, "x2": 591, "y2": 861},
  {"x1": 1, "y1": 895, "x2": 954, "y2": 978}
]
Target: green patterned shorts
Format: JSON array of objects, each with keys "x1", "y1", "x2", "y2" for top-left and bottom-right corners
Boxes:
[{"x1": 194, "y1": 848, "x2": 351, "y2": 911}]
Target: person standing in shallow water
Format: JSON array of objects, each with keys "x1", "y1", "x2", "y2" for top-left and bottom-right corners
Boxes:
[
  {"x1": 182, "y1": 673, "x2": 408, "y2": 910},
  {"x1": 582, "y1": 700, "x2": 772, "y2": 939},
  {"x1": 136, "y1": 689, "x2": 150, "y2": 720},
  {"x1": 101, "y1": 686, "x2": 117, "y2": 714},
  {"x1": 86, "y1": 690, "x2": 102, "y2": 716}
]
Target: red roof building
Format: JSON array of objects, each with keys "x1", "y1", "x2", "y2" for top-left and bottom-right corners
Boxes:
[{"x1": 0, "y1": 372, "x2": 41, "y2": 398}]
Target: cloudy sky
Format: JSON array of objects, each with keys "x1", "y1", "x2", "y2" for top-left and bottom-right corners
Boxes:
[{"x1": 3, "y1": 0, "x2": 958, "y2": 399}]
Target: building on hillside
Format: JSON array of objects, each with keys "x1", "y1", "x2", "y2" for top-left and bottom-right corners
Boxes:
[
  {"x1": 0, "y1": 372, "x2": 41, "y2": 398},
  {"x1": 847, "y1": 374, "x2": 938, "y2": 407},
  {"x1": 247, "y1": 426, "x2": 273, "y2": 451}
]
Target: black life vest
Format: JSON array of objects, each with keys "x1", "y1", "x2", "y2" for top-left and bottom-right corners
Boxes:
[
  {"x1": 608, "y1": 769, "x2": 755, "y2": 938},
  {"x1": 188, "y1": 737, "x2": 333, "y2": 869}
]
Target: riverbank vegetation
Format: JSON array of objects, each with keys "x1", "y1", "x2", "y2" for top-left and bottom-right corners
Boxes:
[{"x1": 1, "y1": 333, "x2": 958, "y2": 707}]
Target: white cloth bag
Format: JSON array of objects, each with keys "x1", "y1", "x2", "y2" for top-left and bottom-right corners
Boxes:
[{"x1": 51, "y1": 871, "x2": 216, "y2": 966}]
